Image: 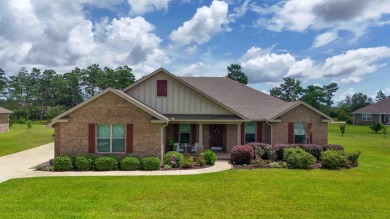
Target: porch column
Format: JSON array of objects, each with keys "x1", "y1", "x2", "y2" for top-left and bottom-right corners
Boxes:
[
  {"x1": 198, "y1": 124, "x2": 203, "y2": 147},
  {"x1": 237, "y1": 123, "x2": 241, "y2": 146}
]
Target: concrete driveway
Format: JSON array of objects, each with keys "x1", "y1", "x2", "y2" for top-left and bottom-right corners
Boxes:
[{"x1": 0, "y1": 143, "x2": 54, "y2": 183}]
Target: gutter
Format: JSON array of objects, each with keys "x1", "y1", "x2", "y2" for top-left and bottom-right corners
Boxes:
[{"x1": 160, "y1": 122, "x2": 169, "y2": 164}]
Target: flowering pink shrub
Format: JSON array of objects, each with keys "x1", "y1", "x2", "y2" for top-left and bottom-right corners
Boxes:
[{"x1": 230, "y1": 145, "x2": 254, "y2": 164}]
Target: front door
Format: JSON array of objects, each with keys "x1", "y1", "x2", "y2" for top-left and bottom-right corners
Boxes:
[{"x1": 209, "y1": 124, "x2": 224, "y2": 150}]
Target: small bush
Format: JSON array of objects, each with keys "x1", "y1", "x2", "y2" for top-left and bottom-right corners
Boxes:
[
  {"x1": 323, "y1": 144, "x2": 344, "y2": 151},
  {"x1": 283, "y1": 147, "x2": 316, "y2": 169},
  {"x1": 369, "y1": 122, "x2": 383, "y2": 133},
  {"x1": 347, "y1": 151, "x2": 361, "y2": 167},
  {"x1": 264, "y1": 145, "x2": 277, "y2": 161},
  {"x1": 27, "y1": 120, "x2": 32, "y2": 129},
  {"x1": 75, "y1": 156, "x2": 94, "y2": 171},
  {"x1": 321, "y1": 150, "x2": 348, "y2": 169},
  {"x1": 142, "y1": 157, "x2": 161, "y2": 170},
  {"x1": 197, "y1": 155, "x2": 206, "y2": 166},
  {"x1": 339, "y1": 124, "x2": 346, "y2": 136},
  {"x1": 18, "y1": 117, "x2": 27, "y2": 124},
  {"x1": 180, "y1": 156, "x2": 194, "y2": 169},
  {"x1": 203, "y1": 149, "x2": 217, "y2": 165},
  {"x1": 230, "y1": 145, "x2": 254, "y2": 165},
  {"x1": 120, "y1": 157, "x2": 141, "y2": 171},
  {"x1": 299, "y1": 144, "x2": 323, "y2": 160},
  {"x1": 94, "y1": 156, "x2": 118, "y2": 171},
  {"x1": 163, "y1": 151, "x2": 185, "y2": 168},
  {"x1": 246, "y1": 142, "x2": 270, "y2": 159},
  {"x1": 273, "y1": 144, "x2": 298, "y2": 160},
  {"x1": 53, "y1": 156, "x2": 73, "y2": 171}
]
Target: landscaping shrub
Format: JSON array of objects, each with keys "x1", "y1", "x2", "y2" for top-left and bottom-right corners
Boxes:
[
  {"x1": 321, "y1": 150, "x2": 348, "y2": 169},
  {"x1": 247, "y1": 142, "x2": 269, "y2": 159},
  {"x1": 163, "y1": 151, "x2": 184, "y2": 168},
  {"x1": 120, "y1": 157, "x2": 141, "y2": 171},
  {"x1": 197, "y1": 155, "x2": 206, "y2": 166},
  {"x1": 283, "y1": 147, "x2": 316, "y2": 169},
  {"x1": 142, "y1": 157, "x2": 161, "y2": 170},
  {"x1": 264, "y1": 145, "x2": 277, "y2": 161},
  {"x1": 26, "y1": 120, "x2": 32, "y2": 129},
  {"x1": 94, "y1": 156, "x2": 118, "y2": 171},
  {"x1": 273, "y1": 144, "x2": 298, "y2": 160},
  {"x1": 369, "y1": 122, "x2": 383, "y2": 133},
  {"x1": 323, "y1": 144, "x2": 344, "y2": 151},
  {"x1": 347, "y1": 151, "x2": 361, "y2": 167},
  {"x1": 299, "y1": 144, "x2": 323, "y2": 160},
  {"x1": 75, "y1": 156, "x2": 94, "y2": 171},
  {"x1": 180, "y1": 156, "x2": 194, "y2": 169},
  {"x1": 230, "y1": 145, "x2": 254, "y2": 165},
  {"x1": 203, "y1": 149, "x2": 217, "y2": 165},
  {"x1": 53, "y1": 156, "x2": 73, "y2": 171}
]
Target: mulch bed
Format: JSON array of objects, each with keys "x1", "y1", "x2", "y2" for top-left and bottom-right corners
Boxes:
[{"x1": 232, "y1": 161, "x2": 323, "y2": 170}]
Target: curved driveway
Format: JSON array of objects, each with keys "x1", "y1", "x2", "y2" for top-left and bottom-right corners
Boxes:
[{"x1": 0, "y1": 143, "x2": 231, "y2": 183}]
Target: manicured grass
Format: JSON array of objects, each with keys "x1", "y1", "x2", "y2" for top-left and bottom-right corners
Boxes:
[
  {"x1": 0, "y1": 124, "x2": 389, "y2": 218},
  {"x1": 0, "y1": 122, "x2": 53, "y2": 157}
]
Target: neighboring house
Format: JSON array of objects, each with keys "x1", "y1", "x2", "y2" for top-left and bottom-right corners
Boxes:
[
  {"x1": 352, "y1": 97, "x2": 390, "y2": 125},
  {"x1": 0, "y1": 107, "x2": 13, "y2": 133},
  {"x1": 48, "y1": 68, "x2": 332, "y2": 159}
]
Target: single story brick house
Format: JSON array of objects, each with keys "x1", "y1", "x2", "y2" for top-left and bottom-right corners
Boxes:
[
  {"x1": 352, "y1": 97, "x2": 390, "y2": 125},
  {"x1": 48, "y1": 68, "x2": 332, "y2": 160},
  {"x1": 0, "y1": 107, "x2": 13, "y2": 133}
]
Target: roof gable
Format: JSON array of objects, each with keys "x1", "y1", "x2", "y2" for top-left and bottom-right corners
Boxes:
[
  {"x1": 267, "y1": 101, "x2": 333, "y2": 121},
  {"x1": 0, "y1": 107, "x2": 13, "y2": 114},
  {"x1": 47, "y1": 88, "x2": 169, "y2": 127}
]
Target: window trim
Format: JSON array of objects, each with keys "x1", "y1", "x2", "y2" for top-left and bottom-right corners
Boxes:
[
  {"x1": 244, "y1": 122, "x2": 256, "y2": 144},
  {"x1": 361, "y1": 114, "x2": 372, "y2": 121},
  {"x1": 294, "y1": 123, "x2": 306, "y2": 144},
  {"x1": 96, "y1": 124, "x2": 126, "y2": 153}
]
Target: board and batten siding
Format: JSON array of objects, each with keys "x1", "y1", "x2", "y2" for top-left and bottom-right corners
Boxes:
[{"x1": 126, "y1": 72, "x2": 233, "y2": 115}]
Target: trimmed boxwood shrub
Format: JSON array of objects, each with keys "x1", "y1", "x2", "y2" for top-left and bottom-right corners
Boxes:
[
  {"x1": 203, "y1": 149, "x2": 217, "y2": 165},
  {"x1": 323, "y1": 144, "x2": 344, "y2": 151},
  {"x1": 321, "y1": 150, "x2": 348, "y2": 169},
  {"x1": 180, "y1": 156, "x2": 194, "y2": 169},
  {"x1": 94, "y1": 156, "x2": 118, "y2": 171},
  {"x1": 230, "y1": 145, "x2": 254, "y2": 164},
  {"x1": 142, "y1": 157, "x2": 161, "y2": 170},
  {"x1": 273, "y1": 144, "x2": 298, "y2": 160},
  {"x1": 347, "y1": 151, "x2": 361, "y2": 167},
  {"x1": 53, "y1": 156, "x2": 73, "y2": 171},
  {"x1": 75, "y1": 156, "x2": 94, "y2": 171},
  {"x1": 283, "y1": 147, "x2": 316, "y2": 169},
  {"x1": 120, "y1": 157, "x2": 141, "y2": 171},
  {"x1": 163, "y1": 151, "x2": 185, "y2": 168}
]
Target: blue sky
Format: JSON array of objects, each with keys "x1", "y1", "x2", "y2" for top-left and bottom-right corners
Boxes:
[{"x1": 0, "y1": 0, "x2": 390, "y2": 103}]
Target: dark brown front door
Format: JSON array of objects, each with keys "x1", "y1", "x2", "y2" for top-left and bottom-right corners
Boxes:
[{"x1": 209, "y1": 124, "x2": 224, "y2": 149}]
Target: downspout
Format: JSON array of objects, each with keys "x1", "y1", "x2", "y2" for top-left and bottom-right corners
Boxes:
[
  {"x1": 266, "y1": 120, "x2": 273, "y2": 145},
  {"x1": 161, "y1": 122, "x2": 169, "y2": 164}
]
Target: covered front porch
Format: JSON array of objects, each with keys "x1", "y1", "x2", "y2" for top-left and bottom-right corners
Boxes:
[{"x1": 381, "y1": 114, "x2": 390, "y2": 125}]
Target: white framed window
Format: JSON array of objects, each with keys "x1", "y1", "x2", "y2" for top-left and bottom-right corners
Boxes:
[
  {"x1": 179, "y1": 124, "x2": 191, "y2": 144},
  {"x1": 294, "y1": 123, "x2": 306, "y2": 144},
  {"x1": 362, "y1": 114, "x2": 372, "y2": 121},
  {"x1": 244, "y1": 122, "x2": 256, "y2": 143},
  {"x1": 97, "y1": 124, "x2": 125, "y2": 153}
]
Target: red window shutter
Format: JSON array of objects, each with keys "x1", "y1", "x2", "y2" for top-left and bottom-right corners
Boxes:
[
  {"x1": 157, "y1": 80, "x2": 167, "y2": 96},
  {"x1": 288, "y1": 123, "x2": 294, "y2": 144},
  {"x1": 126, "y1": 124, "x2": 133, "y2": 153},
  {"x1": 307, "y1": 123, "x2": 313, "y2": 144},
  {"x1": 88, "y1": 124, "x2": 96, "y2": 153},
  {"x1": 241, "y1": 123, "x2": 245, "y2": 145},
  {"x1": 173, "y1": 124, "x2": 179, "y2": 142},
  {"x1": 256, "y1": 122, "x2": 262, "y2": 143},
  {"x1": 191, "y1": 124, "x2": 197, "y2": 145}
]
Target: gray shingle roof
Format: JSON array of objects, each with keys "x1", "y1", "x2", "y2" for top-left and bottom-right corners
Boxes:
[
  {"x1": 352, "y1": 97, "x2": 390, "y2": 114},
  {"x1": 0, "y1": 107, "x2": 12, "y2": 114},
  {"x1": 179, "y1": 77, "x2": 288, "y2": 120}
]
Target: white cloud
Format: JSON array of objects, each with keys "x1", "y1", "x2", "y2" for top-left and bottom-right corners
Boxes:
[
  {"x1": 229, "y1": 0, "x2": 250, "y2": 22},
  {"x1": 335, "y1": 88, "x2": 355, "y2": 103},
  {"x1": 240, "y1": 47, "x2": 296, "y2": 83},
  {"x1": 0, "y1": 1, "x2": 169, "y2": 77},
  {"x1": 312, "y1": 31, "x2": 339, "y2": 48},
  {"x1": 169, "y1": 1, "x2": 229, "y2": 46},
  {"x1": 176, "y1": 62, "x2": 209, "y2": 76},
  {"x1": 127, "y1": 0, "x2": 171, "y2": 15},
  {"x1": 254, "y1": 0, "x2": 390, "y2": 46}
]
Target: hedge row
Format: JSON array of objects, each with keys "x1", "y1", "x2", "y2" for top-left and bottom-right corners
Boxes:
[{"x1": 53, "y1": 155, "x2": 160, "y2": 171}]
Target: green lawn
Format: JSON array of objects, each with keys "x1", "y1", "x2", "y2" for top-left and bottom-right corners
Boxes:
[
  {"x1": 0, "y1": 122, "x2": 53, "y2": 157},
  {"x1": 0, "y1": 124, "x2": 389, "y2": 218}
]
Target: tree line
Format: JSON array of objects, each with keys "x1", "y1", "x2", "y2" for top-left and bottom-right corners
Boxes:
[{"x1": 0, "y1": 65, "x2": 135, "y2": 121}]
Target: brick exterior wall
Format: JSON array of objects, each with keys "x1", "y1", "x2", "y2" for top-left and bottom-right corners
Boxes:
[
  {"x1": 0, "y1": 114, "x2": 9, "y2": 133},
  {"x1": 54, "y1": 92, "x2": 161, "y2": 157},
  {"x1": 226, "y1": 124, "x2": 238, "y2": 152},
  {"x1": 272, "y1": 105, "x2": 328, "y2": 145},
  {"x1": 353, "y1": 114, "x2": 380, "y2": 125},
  {"x1": 262, "y1": 122, "x2": 271, "y2": 144}
]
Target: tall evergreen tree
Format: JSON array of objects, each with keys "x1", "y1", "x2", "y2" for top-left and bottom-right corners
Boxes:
[
  {"x1": 226, "y1": 64, "x2": 248, "y2": 85},
  {"x1": 376, "y1": 90, "x2": 387, "y2": 102}
]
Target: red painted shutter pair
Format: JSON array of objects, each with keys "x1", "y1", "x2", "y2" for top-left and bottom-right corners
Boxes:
[
  {"x1": 191, "y1": 124, "x2": 197, "y2": 145},
  {"x1": 157, "y1": 80, "x2": 167, "y2": 96},
  {"x1": 240, "y1": 124, "x2": 245, "y2": 145},
  {"x1": 288, "y1": 123, "x2": 294, "y2": 144},
  {"x1": 256, "y1": 122, "x2": 262, "y2": 143},
  {"x1": 88, "y1": 124, "x2": 133, "y2": 153}
]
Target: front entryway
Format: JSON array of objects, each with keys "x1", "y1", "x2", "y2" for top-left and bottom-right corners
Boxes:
[{"x1": 209, "y1": 124, "x2": 224, "y2": 151}]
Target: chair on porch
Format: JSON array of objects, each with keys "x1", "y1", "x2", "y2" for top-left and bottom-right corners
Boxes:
[
  {"x1": 175, "y1": 143, "x2": 183, "y2": 152},
  {"x1": 191, "y1": 143, "x2": 199, "y2": 153}
]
